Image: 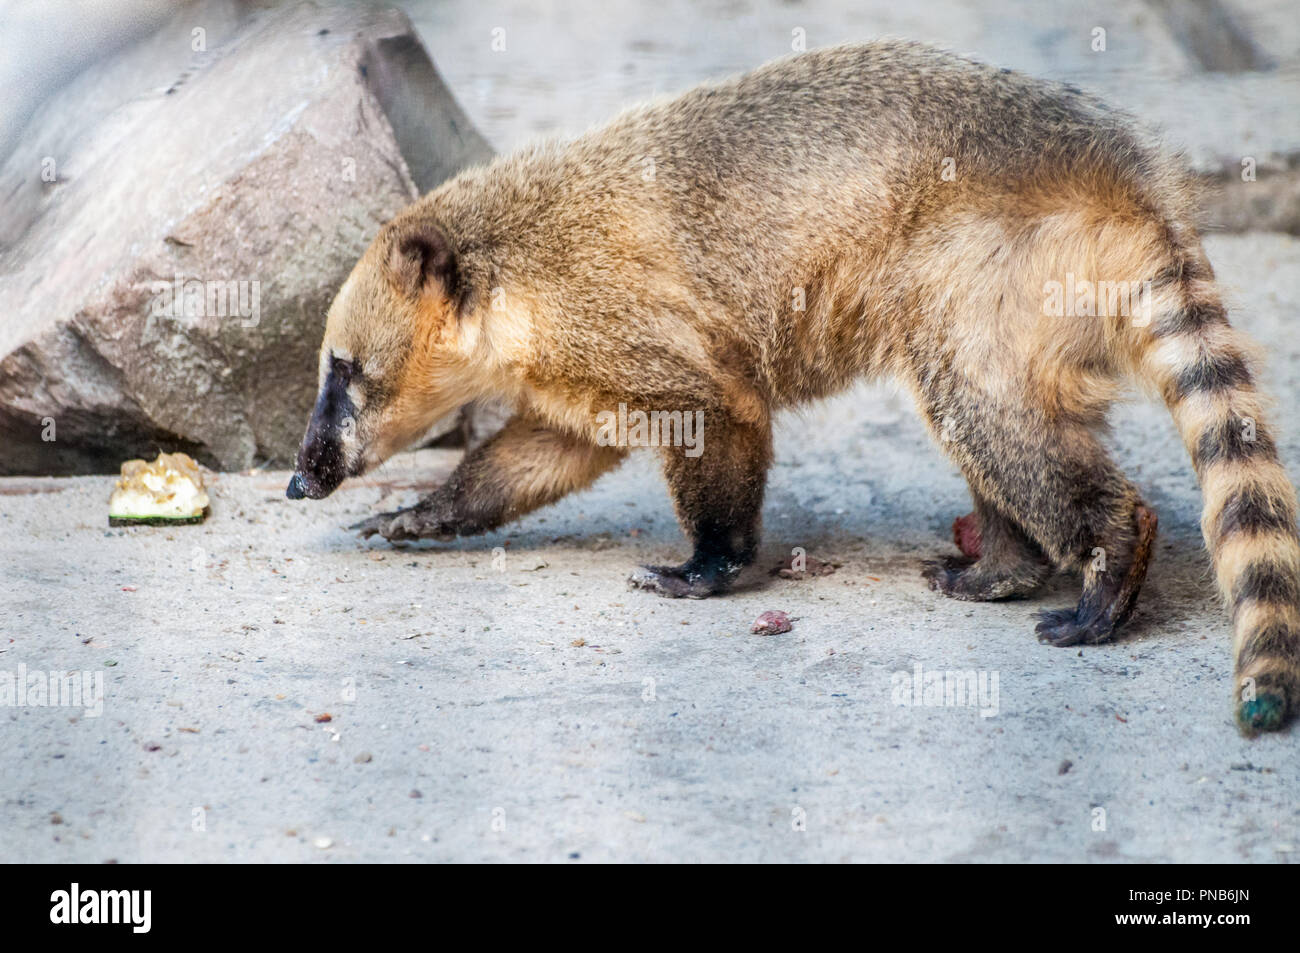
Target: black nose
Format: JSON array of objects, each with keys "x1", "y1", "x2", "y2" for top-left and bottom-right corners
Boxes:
[{"x1": 286, "y1": 473, "x2": 307, "y2": 499}]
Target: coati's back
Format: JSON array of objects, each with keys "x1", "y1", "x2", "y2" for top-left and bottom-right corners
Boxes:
[
  {"x1": 601, "y1": 39, "x2": 1188, "y2": 297},
  {"x1": 433, "y1": 41, "x2": 1196, "y2": 402}
]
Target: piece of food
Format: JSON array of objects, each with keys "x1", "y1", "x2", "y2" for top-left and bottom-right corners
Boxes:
[
  {"x1": 751, "y1": 610, "x2": 793, "y2": 635},
  {"x1": 953, "y1": 511, "x2": 982, "y2": 559},
  {"x1": 108, "y1": 452, "x2": 209, "y2": 526}
]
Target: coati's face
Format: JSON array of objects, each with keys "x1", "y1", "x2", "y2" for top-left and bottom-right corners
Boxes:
[{"x1": 287, "y1": 221, "x2": 476, "y2": 500}]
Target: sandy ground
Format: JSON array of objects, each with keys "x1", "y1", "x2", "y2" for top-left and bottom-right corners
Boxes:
[{"x1": 3, "y1": 234, "x2": 1299, "y2": 863}]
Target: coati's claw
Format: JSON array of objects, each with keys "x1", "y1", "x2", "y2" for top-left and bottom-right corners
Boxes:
[
  {"x1": 628, "y1": 564, "x2": 729, "y2": 599},
  {"x1": 1034, "y1": 607, "x2": 1118, "y2": 647},
  {"x1": 1237, "y1": 692, "x2": 1288, "y2": 735},
  {"x1": 351, "y1": 511, "x2": 402, "y2": 538}
]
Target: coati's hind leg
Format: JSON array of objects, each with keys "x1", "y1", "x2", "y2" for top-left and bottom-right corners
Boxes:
[
  {"x1": 629, "y1": 414, "x2": 770, "y2": 599},
  {"x1": 923, "y1": 492, "x2": 1052, "y2": 601},
  {"x1": 1034, "y1": 501, "x2": 1158, "y2": 646},
  {"x1": 354, "y1": 413, "x2": 626, "y2": 542},
  {"x1": 993, "y1": 427, "x2": 1155, "y2": 646},
  {"x1": 921, "y1": 382, "x2": 1157, "y2": 646}
]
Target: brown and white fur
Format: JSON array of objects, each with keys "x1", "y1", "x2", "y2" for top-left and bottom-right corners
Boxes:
[{"x1": 288, "y1": 41, "x2": 1300, "y2": 734}]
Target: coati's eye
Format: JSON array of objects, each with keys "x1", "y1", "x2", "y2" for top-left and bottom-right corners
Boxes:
[{"x1": 331, "y1": 355, "x2": 357, "y2": 384}]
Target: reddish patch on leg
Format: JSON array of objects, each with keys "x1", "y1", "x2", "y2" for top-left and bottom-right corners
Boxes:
[
  {"x1": 1111, "y1": 503, "x2": 1158, "y2": 628},
  {"x1": 953, "y1": 511, "x2": 982, "y2": 559}
]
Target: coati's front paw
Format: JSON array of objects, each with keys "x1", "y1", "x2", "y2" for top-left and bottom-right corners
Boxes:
[
  {"x1": 352, "y1": 510, "x2": 402, "y2": 539},
  {"x1": 350, "y1": 504, "x2": 457, "y2": 543},
  {"x1": 628, "y1": 562, "x2": 735, "y2": 599},
  {"x1": 1034, "y1": 607, "x2": 1118, "y2": 647}
]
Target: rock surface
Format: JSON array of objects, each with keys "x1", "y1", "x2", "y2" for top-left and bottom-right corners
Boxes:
[{"x1": 0, "y1": 1, "x2": 491, "y2": 475}]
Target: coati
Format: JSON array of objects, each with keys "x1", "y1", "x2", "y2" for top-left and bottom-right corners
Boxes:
[{"x1": 287, "y1": 41, "x2": 1300, "y2": 734}]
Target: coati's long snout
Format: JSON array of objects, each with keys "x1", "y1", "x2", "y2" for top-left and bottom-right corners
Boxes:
[{"x1": 287, "y1": 357, "x2": 358, "y2": 501}]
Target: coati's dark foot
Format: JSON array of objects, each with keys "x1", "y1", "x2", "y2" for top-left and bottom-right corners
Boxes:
[
  {"x1": 1036, "y1": 503, "x2": 1159, "y2": 647},
  {"x1": 922, "y1": 554, "x2": 974, "y2": 585},
  {"x1": 642, "y1": 413, "x2": 768, "y2": 600},
  {"x1": 1034, "y1": 606, "x2": 1120, "y2": 646},
  {"x1": 628, "y1": 558, "x2": 740, "y2": 599},
  {"x1": 351, "y1": 495, "x2": 474, "y2": 543},
  {"x1": 923, "y1": 554, "x2": 1049, "y2": 601},
  {"x1": 926, "y1": 500, "x2": 1051, "y2": 601}
]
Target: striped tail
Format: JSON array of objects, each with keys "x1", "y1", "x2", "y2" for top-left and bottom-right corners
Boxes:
[{"x1": 1137, "y1": 247, "x2": 1300, "y2": 734}]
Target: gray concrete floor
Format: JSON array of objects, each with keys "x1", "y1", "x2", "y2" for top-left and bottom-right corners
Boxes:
[{"x1": 3, "y1": 236, "x2": 1299, "y2": 863}]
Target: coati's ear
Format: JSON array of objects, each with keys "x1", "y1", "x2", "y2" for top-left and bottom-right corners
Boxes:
[{"x1": 389, "y1": 222, "x2": 459, "y2": 302}]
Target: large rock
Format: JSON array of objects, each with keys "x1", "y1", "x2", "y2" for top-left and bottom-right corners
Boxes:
[{"x1": 0, "y1": 1, "x2": 492, "y2": 475}]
